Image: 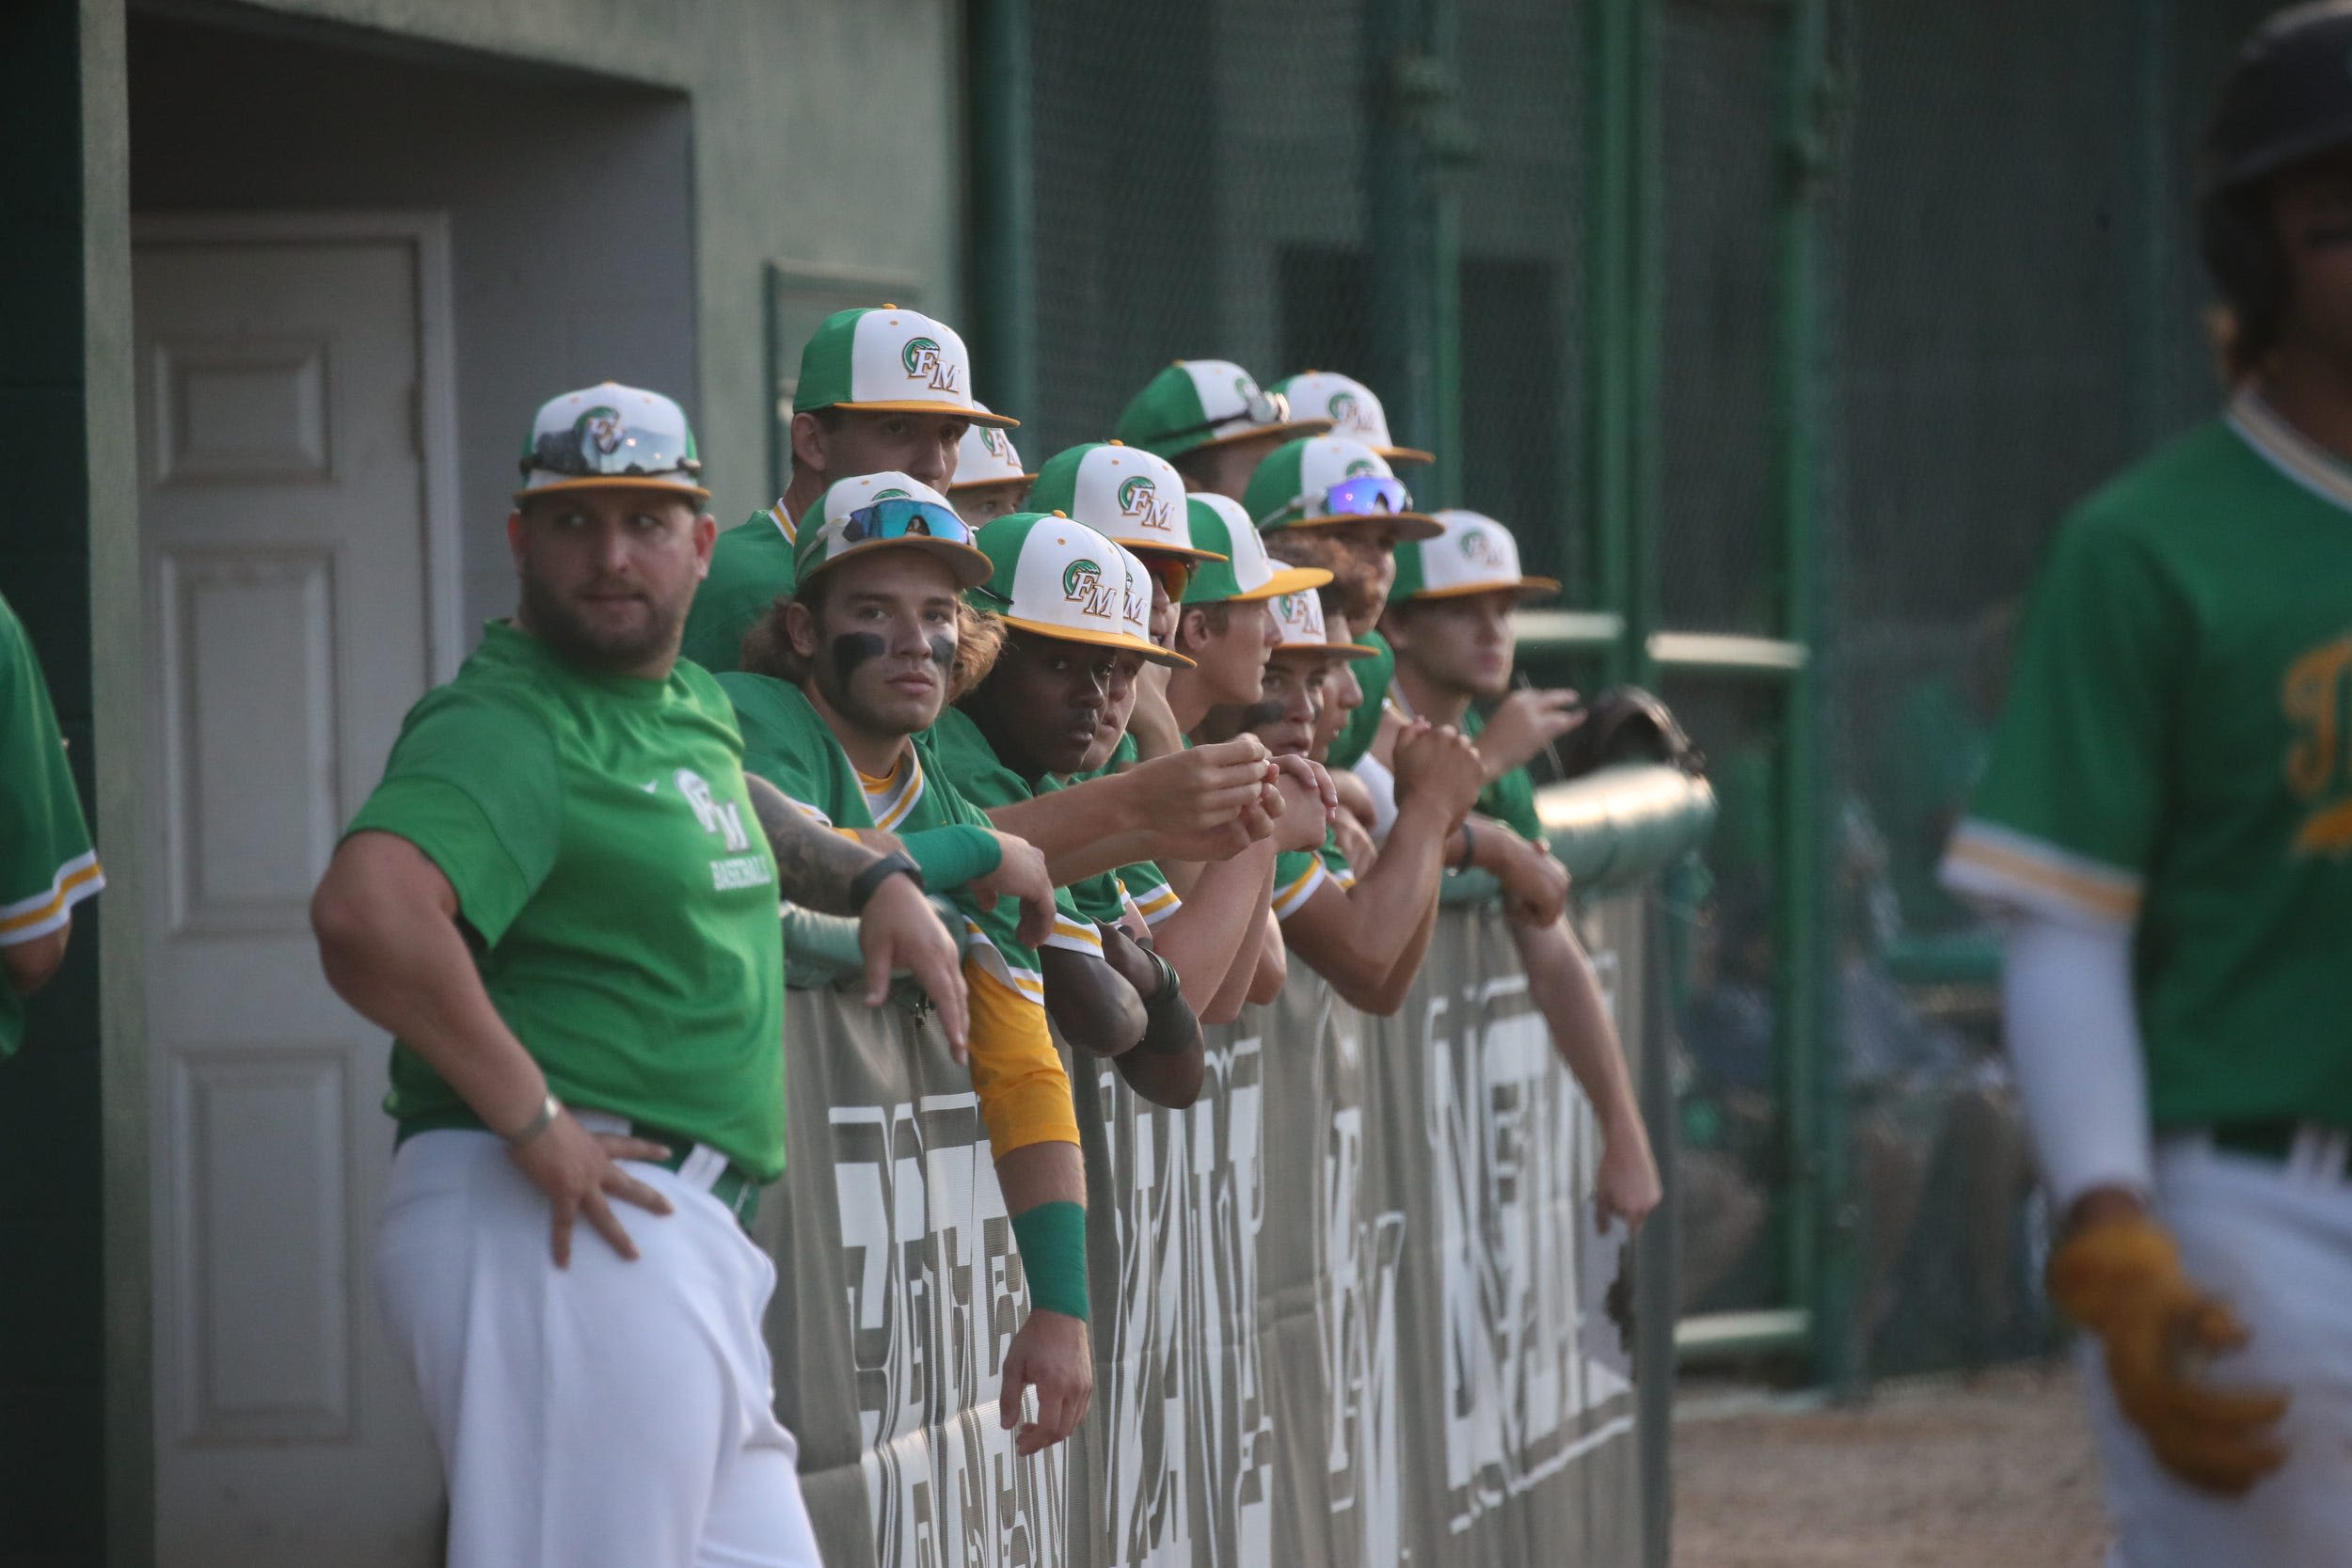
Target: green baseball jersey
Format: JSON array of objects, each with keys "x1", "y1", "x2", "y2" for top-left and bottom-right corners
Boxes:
[
  {"x1": 0, "y1": 594, "x2": 104, "y2": 1057},
  {"x1": 1945, "y1": 393, "x2": 2352, "y2": 1131},
  {"x1": 719, "y1": 673, "x2": 1045, "y2": 1001},
  {"x1": 1327, "y1": 628, "x2": 1394, "y2": 770},
  {"x1": 349, "y1": 621, "x2": 787, "y2": 1179},
  {"x1": 1031, "y1": 731, "x2": 1182, "y2": 928},
  {"x1": 922, "y1": 705, "x2": 1110, "y2": 955},
  {"x1": 1273, "y1": 825, "x2": 1359, "y2": 921},
  {"x1": 678, "y1": 505, "x2": 796, "y2": 674},
  {"x1": 1461, "y1": 704, "x2": 1546, "y2": 843}
]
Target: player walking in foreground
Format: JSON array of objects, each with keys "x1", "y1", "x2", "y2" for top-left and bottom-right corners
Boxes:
[
  {"x1": 310, "y1": 385, "x2": 966, "y2": 1568},
  {"x1": 1944, "y1": 8, "x2": 2352, "y2": 1560}
]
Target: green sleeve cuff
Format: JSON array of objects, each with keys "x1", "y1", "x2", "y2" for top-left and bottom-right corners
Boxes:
[
  {"x1": 898, "y1": 824, "x2": 1003, "y2": 891},
  {"x1": 1009, "y1": 1199, "x2": 1089, "y2": 1322}
]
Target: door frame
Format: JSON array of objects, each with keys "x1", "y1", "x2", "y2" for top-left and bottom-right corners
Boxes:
[{"x1": 120, "y1": 208, "x2": 463, "y2": 1561}]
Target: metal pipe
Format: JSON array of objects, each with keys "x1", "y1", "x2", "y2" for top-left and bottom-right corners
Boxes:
[{"x1": 965, "y1": 0, "x2": 1036, "y2": 420}]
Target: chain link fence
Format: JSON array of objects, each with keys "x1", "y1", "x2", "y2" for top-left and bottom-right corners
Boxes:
[{"x1": 1023, "y1": 0, "x2": 2290, "y2": 1382}]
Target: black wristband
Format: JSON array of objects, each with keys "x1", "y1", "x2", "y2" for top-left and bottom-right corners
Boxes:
[{"x1": 848, "y1": 850, "x2": 924, "y2": 913}]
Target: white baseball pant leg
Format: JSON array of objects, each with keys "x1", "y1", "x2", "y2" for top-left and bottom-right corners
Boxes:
[
  {"x1": 2086, "y1": 1133, "x2": 2352, "y2": 1568},
  {"x1": 373, "y1": 1129, "x2": 821, "y2": 1568}
]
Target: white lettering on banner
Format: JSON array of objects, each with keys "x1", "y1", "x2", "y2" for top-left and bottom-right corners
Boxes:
[
  {"x1": 1095, "y1": 1035, "x2": 1272, "y2": 1568},
  {"x1": 1431, "y1": 973, "x2": 1631, "y2": 1535},
  {"x1": 676, "y1": 767, "x2": 753, "y2": 851},
  {"x1": 1318, "y1": 1094, "x2": 1406, "y2": 1568},
  {"x1": 829, "y1": 1095, "x2": 1070, "y2": 1568}
]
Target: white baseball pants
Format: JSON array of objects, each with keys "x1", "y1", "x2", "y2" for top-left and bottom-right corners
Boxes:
[
  {"x1": 2088, "y1": 1132, "x2": 2352, "y2": 1568},
  {"x1": 373, "y1": 1129, "x2": 822, "y2": 1568}
]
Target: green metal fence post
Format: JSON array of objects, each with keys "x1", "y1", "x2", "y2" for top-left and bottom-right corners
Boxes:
[
  {"x1": 1775, "y1": 0, "x2": 1854, "y2": 1399},
  {"x1": 966, "y1": 0, "x2": 1036, "y2": 420}
]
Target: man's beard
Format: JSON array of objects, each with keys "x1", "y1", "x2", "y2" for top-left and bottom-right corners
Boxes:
[{"x1": 518, "y1": 566, "x2": 685, "y2": 673}]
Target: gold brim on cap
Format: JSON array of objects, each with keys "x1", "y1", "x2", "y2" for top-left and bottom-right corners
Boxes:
[
  {"x1": 1187, "y1": 416, "x2": 1335, "y2": 451},
  {"x1": 1271, "y1": 639, "x2": 1379, "y2": 659},
  {"x1": 1377, "y1": 444, "x2": 1437, "y2": 467},
  {"x1": 1281, "y1": 509, "x2": 1446, "y2": 542},
  {"x1": 826, "y1": 399, "x2": 1020, "y2": 428},
  {"x1": 1404, "y1": 575, "x2": 1562, "y2": 603},
  {"x1": 947, "y1": 472, "x2": 1038, "y2": 492},
  {"x1": 1104, "y1": 534, "x2": 1227, "y2": 563},
  {"x1": 1226, "y1": 563, "x2": 1334, "y2": 602},
  {"x1": 993, "y1": 614, "x2": 1195, "y2": 669},
  {"x1": 803, "y1": 536, "x2": 997, "y2": 591},
  {"x1": 513, "y1": 473, "x2": 713, "y2": 502}
]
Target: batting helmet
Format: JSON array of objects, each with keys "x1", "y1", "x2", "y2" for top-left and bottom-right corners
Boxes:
[{"x1": 2201, "y1": 2, "x2": 2352, "y2": 372}]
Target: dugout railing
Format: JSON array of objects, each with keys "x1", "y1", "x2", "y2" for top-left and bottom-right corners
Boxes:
[{"x1": 770, "y1": 760, "x2": 1713, "y2": 1568}]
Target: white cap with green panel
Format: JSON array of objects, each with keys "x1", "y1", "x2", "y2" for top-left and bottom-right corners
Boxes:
[
  {"x1": 1265, "y1": 371, "x2": 1433, "y2": 467},
  {"x1": 794, "y1": 307, "x2": 1017, "y2": 427}
]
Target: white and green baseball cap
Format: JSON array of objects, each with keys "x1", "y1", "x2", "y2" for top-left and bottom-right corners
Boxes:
[
  {"x1": 1114, "y1": 544, "x2": 1196, "y2": 668},
  {"x1": 794, "y1": 307, "x2": 1017, "y2": 427},
  {"x1": 1243, "y1": 436, "x2": 1443, "y2": 540},
  {"x1": 1391, "y1": 509, "x2": 1561, "y2": 603},
  {"x1": 972, "y1": 513, "x2": 1189, "y2": 666},
  {"x1": 1025, "y1": 442, "x2": 1223, "y2": 562},
  {"x1": 516, "y1": 381, "x2": 709, "y2": 502},
  {"x1": 1113, "y1": 359, "x2": 1333, "y2": 460},
  {"x1": 952, "y1": 405, "x2": 1034, "y2": 490},
  {"x1": 1269, "y1": 585, "x2": 1376, "y2": 658},
  {"x1": 1181, "y1": 495, "x2": 1333, "y2": 605},
  {"x1": 791, "y1": 471, "x2": 994, "y2": 589},
  {"x1": 1267, "y1": 371, "x2": 1433, "y2": 467}
]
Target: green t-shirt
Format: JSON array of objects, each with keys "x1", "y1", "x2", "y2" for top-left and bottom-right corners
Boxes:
[
  {"x1": 922, "y1": 705, "x2": 1109, "y2": 952},
  {"x1": 1946, "y1": 400, "x2": 2352, "y2": 1131},
  {"x1": 1460, "y1": 704, "x2": 1546, "y2": 843},
  {"x1": 1327, "y1": 628, "x2": 1394, "y2": 770},
  {"x1": 679, "y1": 506, "x2": 796, "y2": 674},
  {"x1": 0, "y1": 594, "x2": 103, "y2": 1057},
  {"x1": 719, "y1": 673, "x2": 1045, "y2": 997},
  {"x1": 349, "y1": 621, "x2": 787, "y2": 1179}
]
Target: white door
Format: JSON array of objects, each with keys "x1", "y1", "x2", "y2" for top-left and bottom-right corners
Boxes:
[{"x1": 135, "y1": 217, "x2": 456, "y2": 1566}]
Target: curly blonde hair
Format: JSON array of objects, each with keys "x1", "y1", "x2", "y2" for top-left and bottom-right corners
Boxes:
[
  {"x1": 1264, "y1": 528, "x2": 1382, "y2": 626},
  {"x1": 738, "y1": 578, "x2": 1004, "y2": 703}
]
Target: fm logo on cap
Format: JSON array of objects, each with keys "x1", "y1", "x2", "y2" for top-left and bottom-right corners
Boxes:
[
  {"x1": 1122, "y1": 565, "x2": 1150, "y2": 635},
  {"x1": 1327, "y1": 389, "x2": 1362, "y2": 429},
  {"x1": 979, "y1": 427, "x2": 1009, "y2": 458},
  {"x1": 1062, "y1": 557, "x2": 1117, "y2": 620},
  {"x1": 1462, "y1": 529, "x2": 1506, "y2": 566},
  {"x1": 901, "y1": 337, "x2": 959, "y2": 393},
  {"x1": 1119, "y1": 474, "x2": 1179, "y2": 536},
  {"x1": 1343, "y1": 456, "x2": 1379, "y2": 478}
]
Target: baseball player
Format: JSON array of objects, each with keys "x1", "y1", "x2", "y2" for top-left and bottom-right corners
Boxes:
[
  {"x1": 920, "y1": 515, "x2": 1212, "y2": 1105},
  {"x1": 1194, "y1": 586, "x2": 1486, "y2": 1016},
  {"x1": 0, "y1": 591, "x2": 104, "y2": 1057},
  {"x1": 717, "y1": 474, "x2": 1104, "y2": 1451},
  {"x1": 1266, "y1": 370, "x2": 1434, "y2": 470},
  {"x1": 310, "y1": 384, "x2": 967, "y2": 1568},
  {"x1": 679, "y1": 305, "x2": 1009, "y2": 673},
  {"x1": 948, "y1": 405, "x2": 1036, "y2": 528},
  {"x1": 1113, "y1": 358, "x2": 1331, "y2": 501},
  {"x1": 1940, "y1": 8, "x2": 2352, "y2": 1559},
  {"x1": 1378, "y1": 510, "x2": 1661, "y2": 1229}
]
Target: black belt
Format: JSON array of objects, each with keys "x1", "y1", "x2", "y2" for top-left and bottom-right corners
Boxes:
[{"x1": 397, "y1": 1108, "x2": 762, "y2": 1227}]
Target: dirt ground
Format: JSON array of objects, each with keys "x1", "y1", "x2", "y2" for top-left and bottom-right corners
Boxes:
[{"x1": 1672, "y1": 1361, "x2": 2109, "y2": 1568}]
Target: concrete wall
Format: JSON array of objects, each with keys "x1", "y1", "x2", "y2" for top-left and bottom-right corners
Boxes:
[{"x1": 133, "y1": 0, "x2": 966, "y2": 624}]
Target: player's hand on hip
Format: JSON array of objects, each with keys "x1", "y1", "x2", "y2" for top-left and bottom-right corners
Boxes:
[
  {"x1": 2047, "y1": 1211, "x2": 2291, "y2": 1495},
  {"x1": 506, "y1": 1112, "x2": 675, "y2": 1268},
  {"x1": 858, "y1": 874, "x2": 972, "y2": 1064},
  {"x1": 973, "y1": 830, "x2": 1057, "y2": 950},
  {"x1": 1001, "y1": 1308, "x2": 1094, "y2": 1456}
]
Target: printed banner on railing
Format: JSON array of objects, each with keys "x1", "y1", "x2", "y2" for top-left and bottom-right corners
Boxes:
[{"x1": 759, "y1": 900, "x2": 1645, "y2": 1568}]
